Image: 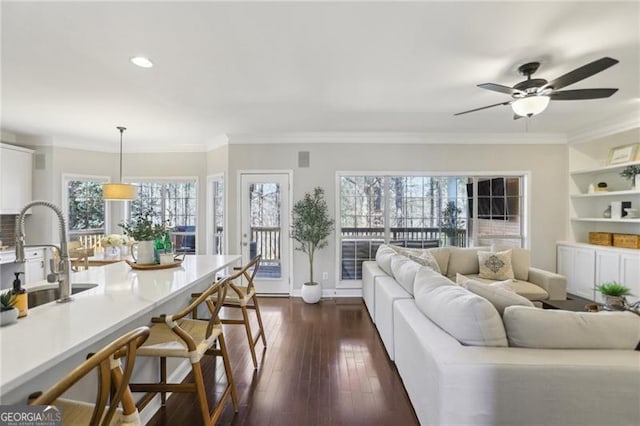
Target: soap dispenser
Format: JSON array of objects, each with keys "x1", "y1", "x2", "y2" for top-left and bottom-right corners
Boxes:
[{"x1": 12, "y1": 272, "x2": 28, "y2": 318}]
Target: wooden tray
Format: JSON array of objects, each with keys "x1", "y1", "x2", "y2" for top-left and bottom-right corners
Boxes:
[{"x1": 126, "y1": 259, "x2": 183, "y2": 270}]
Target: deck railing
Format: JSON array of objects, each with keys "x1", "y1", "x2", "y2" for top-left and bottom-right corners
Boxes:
[{"x1": 250, "y1": 226, "x2": 281, "y2": 264}]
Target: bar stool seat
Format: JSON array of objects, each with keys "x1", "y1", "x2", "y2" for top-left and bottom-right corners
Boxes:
[
  {"x1": 130, "y1": 278, "x2": 238, "y2": 426},
  {"x1": 53, "y1": 399, "x2": 140, "y2": 426}
]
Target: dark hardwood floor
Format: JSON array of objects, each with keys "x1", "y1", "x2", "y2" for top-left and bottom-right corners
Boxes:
[{"x1": 145, "y1": 297, "x2": 419, "y2": 426}]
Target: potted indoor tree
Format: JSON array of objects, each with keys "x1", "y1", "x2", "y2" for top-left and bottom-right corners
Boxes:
[
  {"x1": 595, "y1": 281, "x2": 632, "y2": 311},
  {"x1": 440, "y1": 201, "x2": 464, "y2": 246},
  {"x1": 290, "y1": 187, "x2": 334, "y2": 303},
  {"x1": 0, "y1": 290, "x2": 18, "y2": 326}
]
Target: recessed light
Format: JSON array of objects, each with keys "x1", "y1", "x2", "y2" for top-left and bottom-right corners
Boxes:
[{"x1": 130, "y1": 56, "x2": 154, "y2": 68}]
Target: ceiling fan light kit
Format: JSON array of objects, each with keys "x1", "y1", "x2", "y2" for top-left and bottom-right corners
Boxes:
[
  {"x1": 512, "y1": 95, "x2": 550, "y2": 117},
  {"x1": 455, "y1": 57, "x2": 619, "y2": 118},
  {"x1": 103, "y1": 126, "x2": 137, "y2": 201}
]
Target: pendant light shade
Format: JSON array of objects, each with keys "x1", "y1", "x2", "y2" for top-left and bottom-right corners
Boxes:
[{"x1": 103, "y1": 126, "x2": 137, "y2": 201}]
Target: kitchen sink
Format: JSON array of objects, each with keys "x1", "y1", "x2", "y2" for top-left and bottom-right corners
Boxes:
[{"x1": 28, "y1": 283, "x2": 98, "y2": 308}]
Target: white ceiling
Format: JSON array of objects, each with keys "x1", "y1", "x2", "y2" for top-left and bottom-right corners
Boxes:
[{"x1": 2, "y1": 1, "x2": 639, "y2": 151}]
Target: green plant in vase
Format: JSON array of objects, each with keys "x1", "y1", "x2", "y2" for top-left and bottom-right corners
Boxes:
[
  {"x1": 619, "y1": 165, "x2": 640, "y2": 190},
  {"x1": 595, "y1": 281, "x2": 632, "y2": 311},
  {"x1": 0, "y1": 289, "x2": 18, "y2": 326},
  {"x1": 118, "y1": 208, "x2": 168, "y2": 264},
  {"x1": 440, "y1": 201, "x2": 465, "y2": 246}
]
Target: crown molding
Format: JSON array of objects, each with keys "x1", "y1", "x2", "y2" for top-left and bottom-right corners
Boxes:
[
  {"x1": 228, "y1": 132, "x2": 567, "y2": 145},
  {"x1": 567, "y1": 110, "x2": 640, "y2": 145}
]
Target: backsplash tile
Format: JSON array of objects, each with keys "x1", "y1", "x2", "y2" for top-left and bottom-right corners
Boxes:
[{"x1": 0, "y1": 215, "x2": 17, "y2": 246}]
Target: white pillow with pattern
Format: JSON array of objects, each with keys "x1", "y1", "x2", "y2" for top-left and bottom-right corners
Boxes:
[{"x1": 478, "y1": 249, "x2": 514, "y2": 280}]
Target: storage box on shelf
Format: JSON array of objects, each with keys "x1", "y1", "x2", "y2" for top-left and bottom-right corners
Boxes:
[
  {"x1": 613, "y1": 233, "x2": 640, "y2": 249},
  {"x1": 588, "y1": 232, "x2": 612, "y2": 246}
]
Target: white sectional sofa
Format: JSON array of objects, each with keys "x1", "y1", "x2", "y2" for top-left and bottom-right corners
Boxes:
[{"x1": 363, "y1": 244, "x2": 640, "y2": 426}]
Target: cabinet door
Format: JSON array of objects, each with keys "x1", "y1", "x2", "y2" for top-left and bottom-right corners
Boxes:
[
  {"x1": 24, "y1": 249, "x2": 45, "y2": 284},
  {"x1": 0, "y1": 146, "x2": 33, "y2": 213},
  {"x1": 595, "y1": 251, "x2": 620, "y2": 303},
  {"x1": 573, "y1": 248, "x2": 596, "y2": 300},
  {"x1": 620, "y1": 253, "x2": 640, "y2": 304},
  {"x1": 557, "y1": 246, "x2": 575, "y2": 294}
]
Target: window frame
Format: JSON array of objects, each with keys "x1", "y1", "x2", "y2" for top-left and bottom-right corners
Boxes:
[
  {"x1": 62, "y1": 173, "x2": 110, "y2": 239},
  {"x1": 335, "y1": 171, "x2": 530, "y2": 288},
  {"x1": 206, "y1": 173, "x2": 226, "y2": 255},
  {"x1": 125, "y1": 176, "x2": 199, "y2": 252}
]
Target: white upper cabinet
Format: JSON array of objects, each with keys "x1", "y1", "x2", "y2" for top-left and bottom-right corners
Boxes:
[{"x1": 0, "y1": 143, "x2": 34, "y2": 214}]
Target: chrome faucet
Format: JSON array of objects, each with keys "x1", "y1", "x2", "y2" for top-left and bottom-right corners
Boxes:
[{"x1": 15, "y1": 201, "x2": 72, "y2": 303}]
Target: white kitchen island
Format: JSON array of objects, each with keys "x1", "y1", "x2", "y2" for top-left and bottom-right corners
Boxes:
[{"x1": 0, "y1": 254, "x2": 240, "y2": 420}]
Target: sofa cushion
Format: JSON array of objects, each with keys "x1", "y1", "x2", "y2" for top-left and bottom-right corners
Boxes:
[
  {"x1": 503, "y1": 306, "x2": 640, "y2": 349},
  {"x1": 375, "y1": 244, "x2": 396, "y2": 275},
  {"x1": 478, "y1": 249, "x2": 515, "y2": 280},
  {"x1": 464, "y1": 274, "x2": 549, "y2": 301},
  {"x1": 492, "y1": 245, "x2": 530, "y2": 281},
  {"x1": 388, "y1": 245, "x2": 441, "y2": 274},
  {"x1": 457, "y1": 275, "x2": 534, "y2": 316},
  {"x1": 456, "y1": 273, "x2": 514, "y2": 291},
  {"x1": 414, "y1": 269, "x2": 508, "y2": 347},
  {"x1": 413, "y1": 265, "x2": 454, "y2": 297},
  {"x1": 446, "y1": 247, "x2": 490, "y2": 278},
  {"x1": 390, "y1": 255, "x2": 421, "y2": 295}
]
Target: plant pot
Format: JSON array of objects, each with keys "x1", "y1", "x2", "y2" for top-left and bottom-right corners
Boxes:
[
  {"x1": 603, "y1": 295, "x2": 626, "y2": 311},
  {"x1": 131, "y1": 240, "x2": 155, "y2": 265},
  {"x1": 301, "y1": 282, "x2": 322, "y2": 304},
  {"x1": 0, "y1": 308, "x2": 19, "y2": 326}
]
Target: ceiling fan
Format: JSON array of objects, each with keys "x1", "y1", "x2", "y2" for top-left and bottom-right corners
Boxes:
[{"x1": 454, "y1": 57, "x2": 619, "y2": 119}]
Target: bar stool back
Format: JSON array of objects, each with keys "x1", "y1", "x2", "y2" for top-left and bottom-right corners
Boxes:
[{"x1": 29, "y1": 326, "x2": 150, "y2": 426}]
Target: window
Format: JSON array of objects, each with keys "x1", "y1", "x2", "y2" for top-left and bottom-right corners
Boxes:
[
  {"x1": 64, "y1": 175, "x2": 108, "y2": 241},
  {"x1": 338, "y1": 173, "x2": 525, "y2": 282},
  {"x1": 129, "y1": 179, "x2": 198, "y2": 253},
  {"x1": 211, "y1": 177, "x2": 224, "y2": 254}
]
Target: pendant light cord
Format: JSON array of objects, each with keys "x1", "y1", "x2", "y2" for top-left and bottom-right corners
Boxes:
[{"x1": 117, "y1": 126, "x2": 126, "y2": 184}]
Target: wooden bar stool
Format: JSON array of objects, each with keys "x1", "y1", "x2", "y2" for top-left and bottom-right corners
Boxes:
[
  {"x1": 29, "y1": 326, "x2": 150, "y2": 426},
  {"x1": 221, "y1": 255, "x2": 267, "y2": 369},
  {"x1": 129, "y1": 278, "x2": 238, "y2": 426}
]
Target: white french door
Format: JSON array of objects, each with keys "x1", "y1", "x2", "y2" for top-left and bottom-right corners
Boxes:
[{"x1": 240, "y1": 173, "x2": 291, "y2": 294}]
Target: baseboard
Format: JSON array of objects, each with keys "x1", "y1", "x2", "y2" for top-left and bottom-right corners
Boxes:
[
  {"x1": 137, "y1": 360, "x2": 192, "y2": 425},
  {"x1": 290, "y1": 288, "x2": 363, "y2": 298}
]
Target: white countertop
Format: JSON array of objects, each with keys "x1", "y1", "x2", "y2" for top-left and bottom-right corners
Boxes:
[{"x1": 0, "y1": 254, "x2": 240, "y2": 397}]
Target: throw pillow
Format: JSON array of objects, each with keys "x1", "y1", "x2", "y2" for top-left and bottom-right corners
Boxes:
[
  {"x1": 503, "y1": 306, "x2": 640, "y2": 349},
  {"x1": 387, "y1": 245, "x2": 442, "y2": 274},
  {"x1": 478, "y1": 249, "x2": 515, "y2": 280},
  {"x1": 415, "y1": 282, "x2": 508, "y2": 347},
  {"x1": 446, "y1": 247, "x2": 490, "y2": 277},
  {"x1": 456, "y1": 273, "x2": 514, "y2": 291},
  {"x1": 390, "y1": 255, "x2": 421, "y2": 296},
  {"x1": 458, "y1": 277, "x2": 534, "y2": 316},
  {"x1": 491, "y1": 245, "x2": 530, "y2": 281}
]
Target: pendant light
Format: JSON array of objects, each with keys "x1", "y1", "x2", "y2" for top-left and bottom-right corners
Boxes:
[{"x1": 103, "y1": 126, "x2": 137, "y2": 201}]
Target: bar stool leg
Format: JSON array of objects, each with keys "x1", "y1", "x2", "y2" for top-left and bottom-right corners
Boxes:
[
  {"x1": 191, "y1": 361, "x2": 211, "y2": 426},
  {"x1": 160, "y1": 357, "x2": 167, "y2": 405},
  {"x1": 252, "y1": 294, "x2": 267, "y2": 347},
  {"x1": 242, "y1": 306, "x2": 258, "y2": 368}
]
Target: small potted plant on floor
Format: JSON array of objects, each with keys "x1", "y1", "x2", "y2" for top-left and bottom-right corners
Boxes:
[
  {"x1": 595, "y1": 281, "x2": 632, "y2": 311},
  {"x1": 290, "y1": 187, "x2": 334, "y2": 304},
  {"x1": 0, "y1": 289, "x2": 18, "y2": 326},
  {"x1": 620, "y1": 165, "x2": 640, "y2": 190}
]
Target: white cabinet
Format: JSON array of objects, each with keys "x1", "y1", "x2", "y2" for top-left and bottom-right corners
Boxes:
[
  {"x1": 557, "y1": 244, "x2": 595, "y2": 300},
  {"x1": 0, "y1": 143, "x2": 34, "y2": 214},
  {"x1": 557, "y1": 242, "x2": 640, "y2": 303},
  {"x1": 24, "y1": 248, "x2": 45, "y2": 284}
]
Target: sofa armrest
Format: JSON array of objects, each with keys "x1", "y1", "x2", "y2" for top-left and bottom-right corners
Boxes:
[{"x1": 528, "y1": 267, "x2": 567, "y2": 300}]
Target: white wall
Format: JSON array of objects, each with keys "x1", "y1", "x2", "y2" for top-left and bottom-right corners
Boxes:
[{"x1": 227, "y1": 141, "x2": 568, "y2": 292}]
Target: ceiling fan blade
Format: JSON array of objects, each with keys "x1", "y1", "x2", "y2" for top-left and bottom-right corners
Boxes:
[
  {"x1": 544, "y1": 57, "x2": 618, "y2": 91},
  {"x1": 454, "y1": 101, "x2": 512, "y2": 116},
  {"x1": 513, "y1": 114, "x2": 523, "y2": 120},
  {"x1": 477, "y1": 83, "x2": 523, "y2": 96},
  {"x1": 550, "y1": 88, "x2": 618, "y2": 100}
]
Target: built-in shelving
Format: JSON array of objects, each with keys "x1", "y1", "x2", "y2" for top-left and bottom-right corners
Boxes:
[
  {"x1": 571, "y1": 190, "x2": 640, "y2": 198},
  {"x1": 570, "y1": 160, "x2": 640, "y2": 176},
  {"x1": 570, "y1": 217, "x2": 640, "y2": 223}
]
